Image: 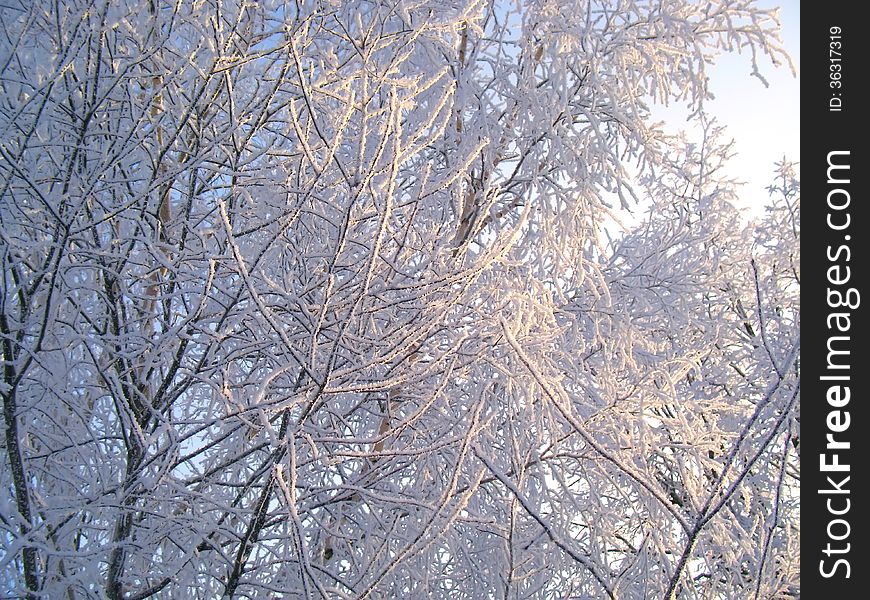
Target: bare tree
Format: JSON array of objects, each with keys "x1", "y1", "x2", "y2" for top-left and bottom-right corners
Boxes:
[{"x1": 1, "y1": 1, "x2": 797, "y2": 598}]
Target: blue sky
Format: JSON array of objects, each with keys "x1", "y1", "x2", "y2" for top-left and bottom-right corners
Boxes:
[
  {"x1": 705, "y1": 1, "x2": 799, "y2": 209},
  {"x1": 652, "y1": 1, "x2": 800, "y2": 214}
]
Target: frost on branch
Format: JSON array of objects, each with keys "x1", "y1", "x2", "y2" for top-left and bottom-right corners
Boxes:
[{"x1": 0, "y1": 0, "x2": 796, "y2": 598}]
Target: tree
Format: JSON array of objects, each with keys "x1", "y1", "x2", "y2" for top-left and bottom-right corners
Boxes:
[{"x1": 0, "y1": 0, "x2": 798, "y2": 598}]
